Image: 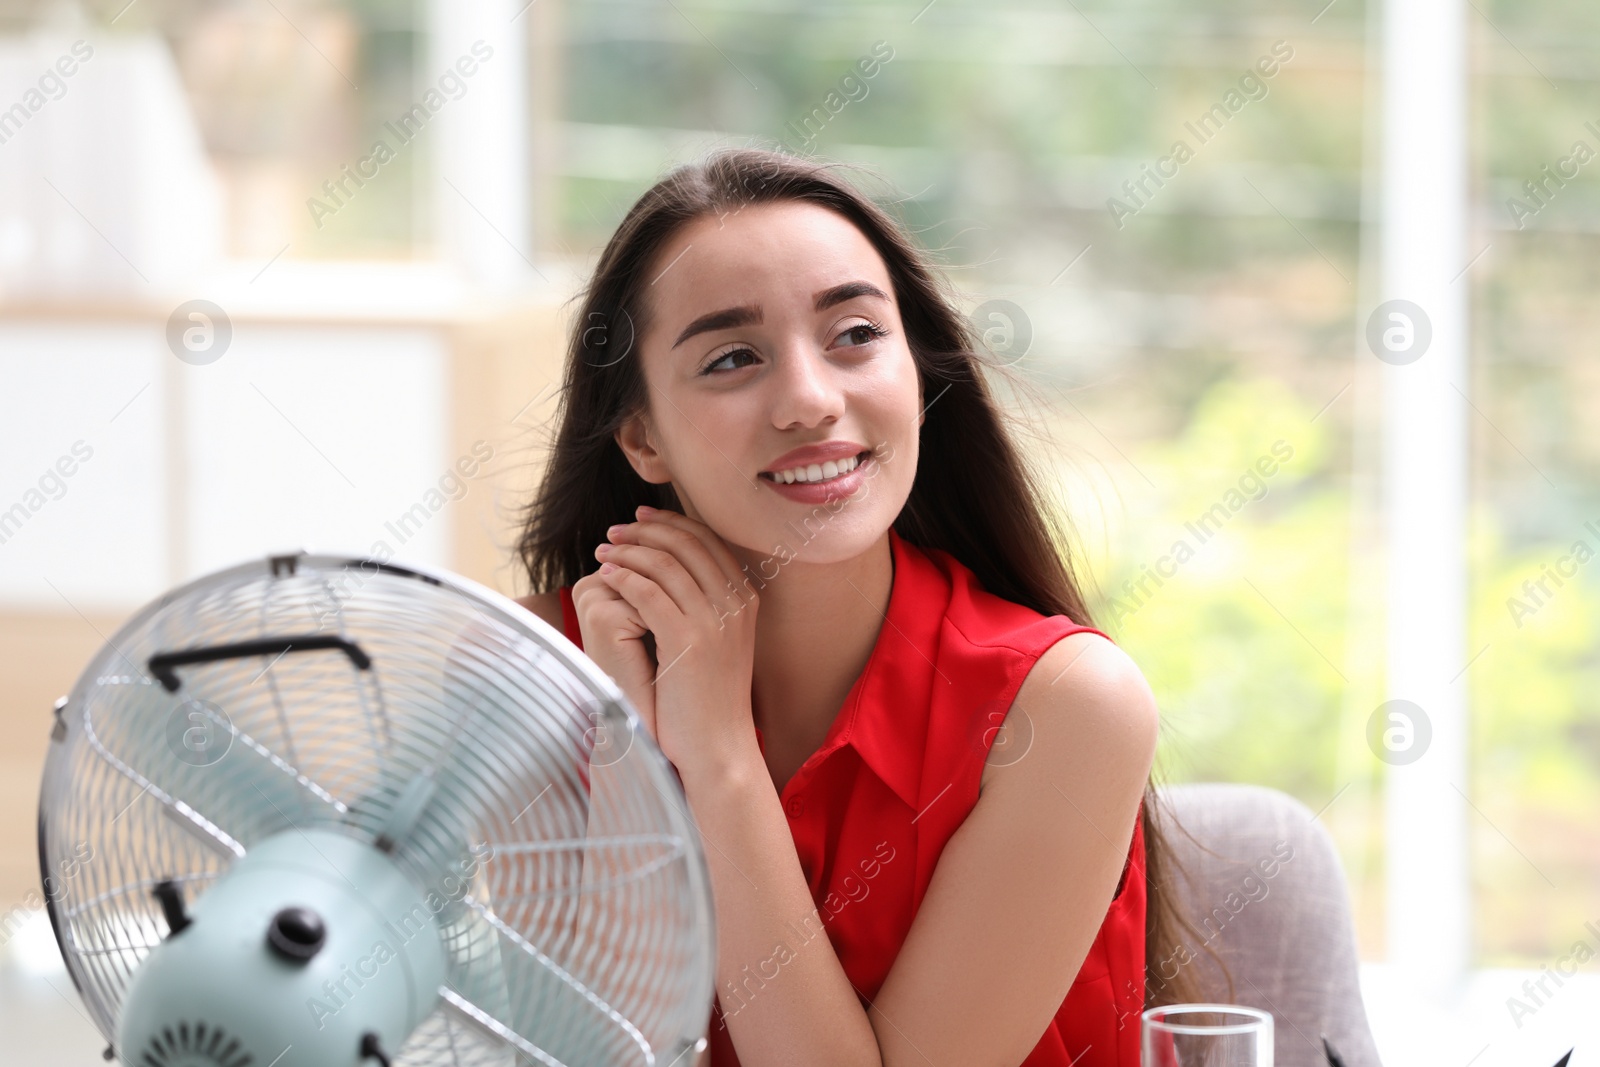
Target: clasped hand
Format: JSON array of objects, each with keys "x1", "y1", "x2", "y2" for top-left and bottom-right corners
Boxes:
[{"x1": 568, "y1": 506, "x2": 760, "y2": 782}]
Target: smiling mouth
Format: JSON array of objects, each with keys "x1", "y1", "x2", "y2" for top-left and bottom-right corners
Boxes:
[{"x1": 759, "y1": 450, "x2": 873, "y2": 485}]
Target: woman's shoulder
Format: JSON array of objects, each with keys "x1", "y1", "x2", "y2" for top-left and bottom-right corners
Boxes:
[
  {"x1": 977, "y1": 626, "x2": 1158, "y2": 824},
  {"x1": 921, "y1": 542, "x2": 1113, "y2": 652},
  {"x1": 513, "y1": 589, "x2": 567, "y2": 635},
  {"x1": 1014, "y1": 629, "x2": 1156, "y2": 767}
]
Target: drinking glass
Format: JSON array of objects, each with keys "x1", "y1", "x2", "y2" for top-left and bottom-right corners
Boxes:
[{"x1": 1141, "y1": 1003, "x2": 1273, "y2": 1067}]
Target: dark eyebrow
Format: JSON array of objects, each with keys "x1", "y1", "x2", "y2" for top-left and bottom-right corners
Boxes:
[
  {"x1": 671, "y1": 304, "x2": 760, "y2": 350},
  {"x1": 815, "y1": 280, "x2": 891, "y2": 312},
  {"x1": 670, "y1": 281, "x2": 891, "y2": 350}
]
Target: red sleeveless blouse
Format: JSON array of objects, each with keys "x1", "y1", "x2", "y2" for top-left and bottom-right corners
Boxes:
[{"x1": 557, "y1": 526, "x2": 1146, "y2": 1066}]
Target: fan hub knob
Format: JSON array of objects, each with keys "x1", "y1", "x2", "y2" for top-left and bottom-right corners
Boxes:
[{"x1": 266, "y1": 906, "x2": 327, "y2": 961}]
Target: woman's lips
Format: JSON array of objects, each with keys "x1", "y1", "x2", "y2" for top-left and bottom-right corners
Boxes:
[{"x1": 759, "y1": 451, "x2": 873, "y2": 503}]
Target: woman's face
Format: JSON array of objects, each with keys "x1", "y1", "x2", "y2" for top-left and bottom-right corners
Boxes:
[{"x1": 615, "y1": 199, "x2": 923, "y2": 566}]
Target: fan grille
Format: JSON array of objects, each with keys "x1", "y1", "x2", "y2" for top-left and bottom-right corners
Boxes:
[{"x1": 40, "y1": 553, "x2": 715, "y2": 1067}]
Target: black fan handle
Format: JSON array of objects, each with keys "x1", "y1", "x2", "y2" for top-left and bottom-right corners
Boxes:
[{"x1": 148, "y1": 635, "x2": 372, "y2": 692}]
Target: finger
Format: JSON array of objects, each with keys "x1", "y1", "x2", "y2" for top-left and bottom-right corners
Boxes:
[
  {"x1": 601, "y1": 531, "x2": 726, "y2": 620},
  {"x1": 635, "y1": 507, "x2": 749, "y2": 589},
  {"x1": 595, "y1": 559, "x2": 689, "y2": 640},
  {"x1": 571, "y1": 573, "x2": 656, "y2": 702},
  {"x1": 571, "y1": 573, "x2": 653, "y2": 648},
  {"x1": 571, "y1": 572, "x2": 643, "y2": 628},
  {"x1": 629, "y1": 508, "x2": 755, "y2": 610},
  {"x1": 604, "y1": 537, "x2": 748, "y2": 630}
]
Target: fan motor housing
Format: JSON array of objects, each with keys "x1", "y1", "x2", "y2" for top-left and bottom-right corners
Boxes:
[{"x1": 118, "y1": 828, "x2": 448, "y2": 1067}]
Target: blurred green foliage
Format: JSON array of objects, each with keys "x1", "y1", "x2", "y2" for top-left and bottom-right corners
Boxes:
[{"x1": 1094, "y1": 373, "x2": 1600, "y2": 965}]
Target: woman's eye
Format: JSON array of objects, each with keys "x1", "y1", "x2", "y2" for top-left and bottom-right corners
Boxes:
[
  {"x1": 699, "y1": 322, "x2": 886, "y2": 376},
  {"x1": 838, "y1": 321, "x2": 889, "y2": 347},
  {"x1": 701, "y1": 347, "x2": 758, "y2": 375}
]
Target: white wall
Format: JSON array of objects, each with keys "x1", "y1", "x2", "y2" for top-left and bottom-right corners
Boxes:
[{"x1": 0, "y1": 322, "x2": 450, "y2": 613}]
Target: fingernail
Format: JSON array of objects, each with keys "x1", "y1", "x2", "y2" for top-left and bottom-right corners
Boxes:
[
  {"x1": 595, "y1": 543, "x2": 610, "y2": 556},
  {"x1": 606, "y1": 524, "x2": 625, "y2": 537},
  {"x1": 637, "y1": 505, "x2": 657, "y2": 516},
  {"x1": 599, "y1": 561, "x2": 617, "y2": 574}
]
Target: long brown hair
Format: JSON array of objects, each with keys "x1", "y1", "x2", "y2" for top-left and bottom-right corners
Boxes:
[{"x1": 514, "y1": 145, "x2": 1228, "y2": 1011}]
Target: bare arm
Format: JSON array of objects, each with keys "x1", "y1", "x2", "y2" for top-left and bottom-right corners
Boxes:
[
  {"x1": 867, "y1": 632, "x2": 1158, "y2": 1066},
  {"x1": 682, "y1": 732, "x2": 883, "y2": 1067},
  {"x1": 691, "y1": 631, "x2": 1158, "y2": 1067}
]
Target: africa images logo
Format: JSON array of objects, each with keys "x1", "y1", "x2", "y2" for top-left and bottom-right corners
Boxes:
[{"x1": 306, "y1": 41, "x2": 495, "y2": 229}]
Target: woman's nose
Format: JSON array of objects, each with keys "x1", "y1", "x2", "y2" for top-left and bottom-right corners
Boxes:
[{"x1": 771, "y1": 345, "x2": 845, "y2": 429}]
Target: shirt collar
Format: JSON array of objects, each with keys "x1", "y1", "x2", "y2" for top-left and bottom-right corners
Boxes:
[{"x1": 832, "y1": 526, "x2": 949, "y2": 811}]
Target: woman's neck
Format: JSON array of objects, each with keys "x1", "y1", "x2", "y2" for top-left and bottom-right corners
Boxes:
[{"x1": 738, "y1": 531, "x2": 894, "y2": 747}]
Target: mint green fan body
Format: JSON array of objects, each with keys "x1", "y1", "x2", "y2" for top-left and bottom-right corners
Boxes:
[
  {"x1": 118, "y1": 829, "x2": 448, "y2": 1064},
  {"x1": 37, "y1": 553, "x2": 716, "y2": 1067}
]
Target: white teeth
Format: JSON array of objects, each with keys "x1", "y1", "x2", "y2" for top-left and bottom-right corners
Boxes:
[{"x1": 769, "y1": 452, "x2": 863, "y2": 484}]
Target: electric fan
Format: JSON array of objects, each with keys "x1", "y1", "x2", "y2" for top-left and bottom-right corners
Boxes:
[{"x1": 37, "y1": 550, "x2": 716, "y2": 1067}]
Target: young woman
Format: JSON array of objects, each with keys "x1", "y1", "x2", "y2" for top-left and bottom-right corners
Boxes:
[{"x1": 514, "y1": 147, "x2": 1205, "y2": 1066}]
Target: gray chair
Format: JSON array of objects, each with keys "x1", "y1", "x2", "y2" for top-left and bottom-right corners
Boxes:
[{"x1": 1151, "y1": 783, "x2": 1383, "y2": 1067}]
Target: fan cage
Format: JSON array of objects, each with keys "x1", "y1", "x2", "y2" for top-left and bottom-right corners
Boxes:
[{"x1": 38, "y1": 552, "x2": 716, "y2": 1067}]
